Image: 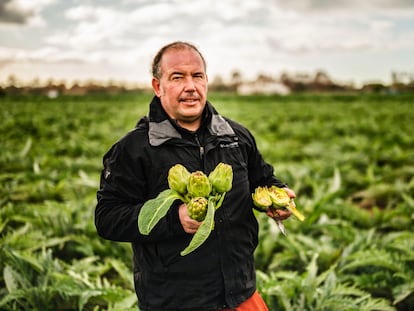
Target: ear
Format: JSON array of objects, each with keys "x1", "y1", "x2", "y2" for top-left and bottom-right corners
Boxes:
[{"x1": 152, "y1": 78, "x2": 162, "y2": 97}]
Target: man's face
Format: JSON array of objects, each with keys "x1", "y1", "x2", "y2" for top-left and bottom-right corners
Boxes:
[{"x1": 152, "y1": 47, "x2": 208, "y2": 131}]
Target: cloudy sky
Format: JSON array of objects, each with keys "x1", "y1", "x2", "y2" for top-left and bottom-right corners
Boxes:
[{"x1": 1, "y1": 0, "x2": 414, "y2": 87}]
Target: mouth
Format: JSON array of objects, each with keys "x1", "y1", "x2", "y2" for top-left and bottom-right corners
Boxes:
[{"x1": 179, "y1": 98, "x2": 200, "y2": 104}]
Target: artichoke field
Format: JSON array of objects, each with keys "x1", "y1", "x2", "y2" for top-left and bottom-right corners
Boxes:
[{"x1": 1, "y1": 93, "x2": 413, "y2": 310}]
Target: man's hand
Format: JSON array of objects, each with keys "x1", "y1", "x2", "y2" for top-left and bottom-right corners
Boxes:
[
  {"x1": 283, "y1": 187, "x2": 296, "y2": 199},
  {"x1": 267, "y1": 208, "x2": 292, "y2": 220},
  {"x1": 178, "y1": 203, "x2": 202, "y2": 234},
  {"x1": 265, "y1": 187, "x2": 296, "y2": 220}
]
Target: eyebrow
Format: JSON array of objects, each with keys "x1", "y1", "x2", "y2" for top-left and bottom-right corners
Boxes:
[{"x1": 169, "y1": 71, "x2": 205, "y2": 77}]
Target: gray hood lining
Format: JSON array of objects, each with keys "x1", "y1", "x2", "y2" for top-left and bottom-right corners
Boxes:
[{"x1": 149, "y1": 114, "x2": 235, "y2": 146}]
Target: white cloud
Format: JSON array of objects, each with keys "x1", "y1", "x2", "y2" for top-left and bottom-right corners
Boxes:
[
  {"x1": 1, "y1": 0, "x2": 413, "y2": 85},
  {"x1": 272, "y1": 0, "x2": 414, "y2": 12},
  {"x1": 0, "y1": 0, "x2": 55, "y2": 25},
  {"x1": 40, "y1": 0, "x2": 414, "y2": 60}
]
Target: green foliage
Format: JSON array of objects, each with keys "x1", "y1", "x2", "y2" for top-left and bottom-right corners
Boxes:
[
  {"x1": 243, "y1": 94, "x2": 414, "y2": 311},
  {"x1": 1, "y1": 94, "x2": 144, "y2": 310},
  {"x1": 1, "y1": 93, "x2": 413, "y2": 310},
  {"x1": 257, "y1": 255, "x2": 396, "y2": 311}
]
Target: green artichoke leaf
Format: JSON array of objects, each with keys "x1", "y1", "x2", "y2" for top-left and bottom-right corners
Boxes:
[
  {"x1": 138, "y1": 189, "x2": 182, "y2": 235},
  {"x1": 180, "y1": 196, "x2": 216, "y2": 256}
]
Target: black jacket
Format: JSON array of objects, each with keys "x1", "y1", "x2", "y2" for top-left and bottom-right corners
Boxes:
[{"x1": 95, "y1": 96, "x2": 286, "y2": 311}]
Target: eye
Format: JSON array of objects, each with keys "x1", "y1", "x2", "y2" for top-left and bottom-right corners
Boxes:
[
  {"x1": 193, "y1": 73, "x2": 204, "y2": 79},
  {"x1": 170, "y1": 74, "x2": 183, "y2": 81}
]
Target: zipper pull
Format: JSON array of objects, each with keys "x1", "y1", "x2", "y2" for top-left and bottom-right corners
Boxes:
[{"x1": 194, "y1": 134, "x2": 204, "y2": 159}]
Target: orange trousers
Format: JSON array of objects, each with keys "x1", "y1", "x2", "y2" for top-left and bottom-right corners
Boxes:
[{"x1": 222, "y1": 291, "x2": 269, "y2": 311}]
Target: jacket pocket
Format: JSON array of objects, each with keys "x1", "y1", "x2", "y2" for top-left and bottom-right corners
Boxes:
[{"x1": 156, "y1": 235, "x2": 191, "y2": 268}]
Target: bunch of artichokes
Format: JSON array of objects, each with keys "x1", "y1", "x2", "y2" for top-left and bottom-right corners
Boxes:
[
  {"x1": 168, "y1": 163, "x2": 233, "y2": 221},
  {"x1": 138, "y1": 162, "x2": 233, "y2": 255},
  {"x1": 252, "y1": 185, "x2": 305, "y2": 221}
]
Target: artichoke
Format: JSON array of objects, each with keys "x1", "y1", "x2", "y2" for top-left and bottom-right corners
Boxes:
[
  {"x1": 208, "y1": 162, "x2": 233, "y2": 194},
  {"x1": 268, "y1": 185, "x2": 291, "y2": 208},
  {"x1": 187, "y1": 171, "x2": 212, "y2": 198},
  {"x1": 251, "y1": 186, "x2": 272, "y2": 211},
  {"x1": 168, "y1": 164, "x2": 190, "y2": 195},
  {"x1": 187, "y1": 197, "x2": 208, "y2": 221}
]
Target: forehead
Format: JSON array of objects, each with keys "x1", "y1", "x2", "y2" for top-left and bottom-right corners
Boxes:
[{"x1": 160, "y1": 47, "x2": 205, "y2": 74}]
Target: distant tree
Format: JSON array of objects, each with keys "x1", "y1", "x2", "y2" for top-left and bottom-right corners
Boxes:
[
  {"x1": 256, "y1": 73, "x2": 274, "y2": 84},
  {"x1": 7, "y1": 74, "x2": 18, "y2": 87},
  {"x1": 314, "y1": 70, "x2": 332, "y2": 85},
  {"x1": 230, "y1": 70, "x2": 243, "y2": 87},
  {"x1": 31, "y1": 77, "x2": 41, "y2": 88},
  {"x1": 210, "y1": 75, "x2": 233, "y2": 92}
]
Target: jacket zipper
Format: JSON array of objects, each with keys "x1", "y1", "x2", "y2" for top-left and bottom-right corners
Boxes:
[{"x1": 194, "y1": 134, "x2": 204, "y2": 163}]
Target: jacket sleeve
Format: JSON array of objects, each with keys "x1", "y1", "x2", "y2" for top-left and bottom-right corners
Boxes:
[
  {"x1": 233, "y1": 122, "x2": 287, "y2": 191},
  {"x1": 95, "y1": 139, "x2": 184, "y2": 243}
]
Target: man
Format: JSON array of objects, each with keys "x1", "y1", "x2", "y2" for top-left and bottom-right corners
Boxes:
[{"x1": 95, "y1": 41, "x2": 295, "y2": 311}]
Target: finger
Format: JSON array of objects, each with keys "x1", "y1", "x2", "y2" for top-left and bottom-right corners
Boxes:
[
  {"x1": 276, "y1": 209, "x2": 292, "y2": 220},
  {"x1": 283, "y1": 188, "x2": 296, "y2": 198},
  {"x1": 185, "y1": 224, "x2": 200, "y2": 234},
  {"x1": 185, "y1": 218, "x2": 202, "y2": 231},
  {"x1": 184, "y1": 227, "x2": 196, "y2": 234},
  {"x1": 266, "y1": 209, "x2": 274, "y2": 218}
]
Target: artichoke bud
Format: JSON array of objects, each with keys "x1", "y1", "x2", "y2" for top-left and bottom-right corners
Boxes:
[
  {"x1": 168, "y1": 164, "x2": 190, "y2": 195},
  {"x1": 209, "y1": 162, "x2": 233, "y2": 194},
  {"x1": 187, "y1": 171, "x2": 212, "y2": 198},
  {"x1": 252, "y1": 186, "x2": 272, "y2": 211},
  {"x1": 268, "y1": 186, "x2": 290, "y2": 208},
  {"x1": 187, "y1": 197, "x2": 208, "y2": 221}
]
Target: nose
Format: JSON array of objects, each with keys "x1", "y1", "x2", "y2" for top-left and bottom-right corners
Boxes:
[{"x1": 184, "y1": 77, "x2": 196, "y2": 92}]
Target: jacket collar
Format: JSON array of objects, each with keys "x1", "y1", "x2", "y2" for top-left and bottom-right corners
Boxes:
[{"x1": 148, "y1": 96, "x2": 235, "y2": 146}]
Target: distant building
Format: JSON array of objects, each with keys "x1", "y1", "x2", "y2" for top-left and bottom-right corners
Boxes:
[
  {"x1": 63, "y1": 84, "x2": 88, "y2": 96},
  {"x1": 237, "y1": 81, "x2": 291, "y2": 95}
]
